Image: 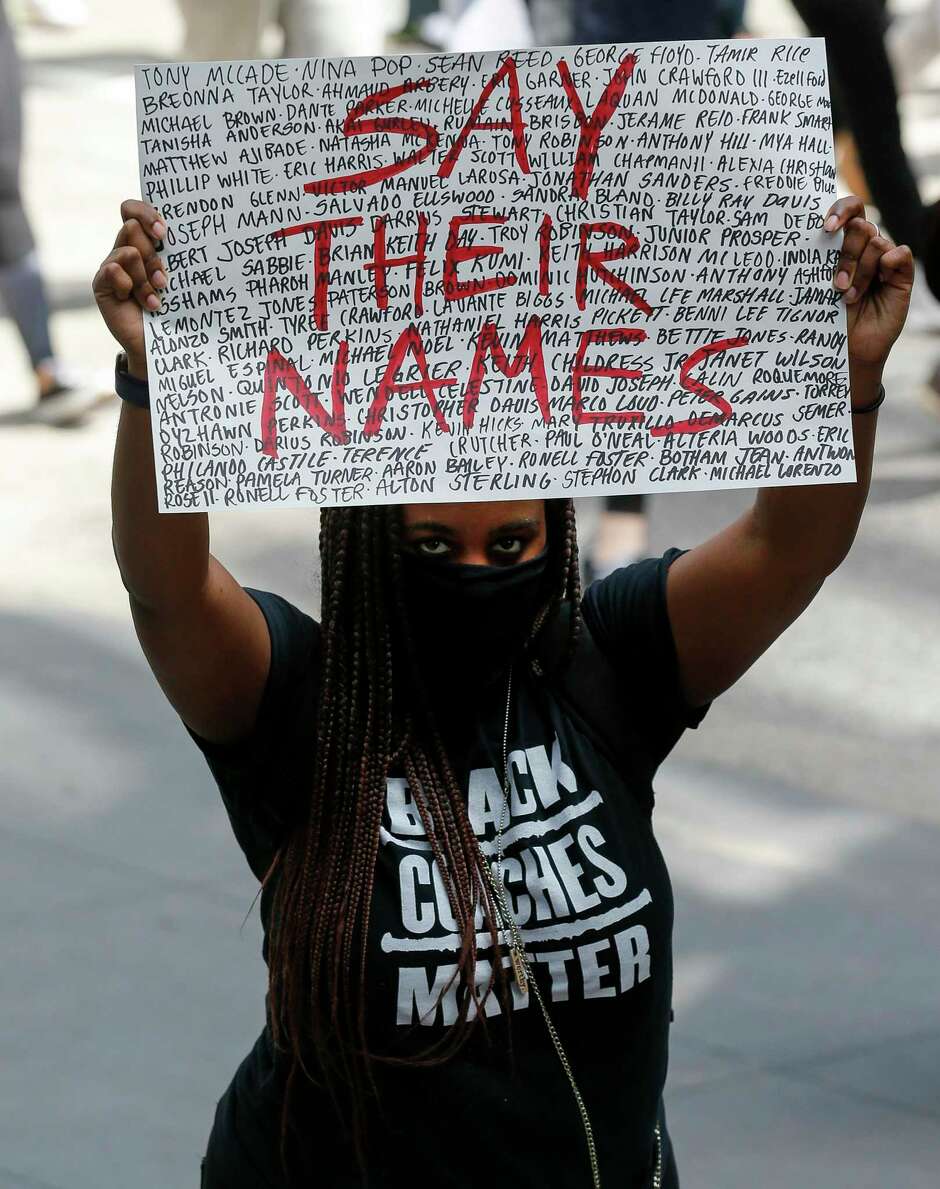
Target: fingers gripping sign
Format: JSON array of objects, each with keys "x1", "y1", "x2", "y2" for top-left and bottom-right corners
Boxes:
[
  {"x1": 823, "y1": 195, "x2": 914, "y2": 372},
  {"x1": 93, "y1": 200, "x2": 169, "y2": 372}
]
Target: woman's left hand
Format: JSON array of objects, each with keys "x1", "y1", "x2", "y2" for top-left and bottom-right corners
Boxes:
[{"x1": 825, "y1": 195, "x2": 914, "y2": 373}]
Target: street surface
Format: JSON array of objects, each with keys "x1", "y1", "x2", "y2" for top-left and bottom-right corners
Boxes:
[{"x1": 0, "y1": 2, "x2": 938, "y2": 1185}]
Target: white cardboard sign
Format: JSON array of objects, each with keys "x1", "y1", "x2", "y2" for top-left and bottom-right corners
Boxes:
[{"x1": 135, "y1": 39, "x2": 852, "y2": 511}]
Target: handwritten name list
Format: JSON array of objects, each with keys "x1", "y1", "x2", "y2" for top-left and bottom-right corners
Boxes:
[{"x1": 135, "y1": 39, "x2": 853, "y2": 511}]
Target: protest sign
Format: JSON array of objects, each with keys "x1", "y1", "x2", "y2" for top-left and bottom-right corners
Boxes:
[{"x1": 135, "y1": 39, "x2": 852, "y2": 512}]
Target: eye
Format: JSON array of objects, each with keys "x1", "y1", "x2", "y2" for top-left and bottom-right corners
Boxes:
[
  {"x1": 491, "y1": 537, "x2": 524, "y2": 557},
  {"x1": 415, "y1": 538, "x2": 452, "y2": 558}
]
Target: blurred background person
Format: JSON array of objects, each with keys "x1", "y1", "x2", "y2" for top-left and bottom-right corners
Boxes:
[
  {"x1": 566, "y1": 0, "x2": 940, "y2": 430},
  {"x1": 787, "y1": 2, "x2": 938, "y2": 296},
  {"x1": 566, "y1": 0, "x2": 749, "y2": 580},
  {"x1": 784, "y1": 0, "x2": 940, "y2": 402},
  {"x1": 0, "y1": 0, "x2": 101, "y2": 424}
]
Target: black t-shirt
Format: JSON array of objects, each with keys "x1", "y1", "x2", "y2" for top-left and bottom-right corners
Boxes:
[{"x1": 190, "y1": 550, "x2": 707, "y2": 1188}]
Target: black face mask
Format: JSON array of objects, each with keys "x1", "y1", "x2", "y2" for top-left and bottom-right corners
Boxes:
[{"x1": 400, "y1": 550, "x2": 550, "y2": 698}]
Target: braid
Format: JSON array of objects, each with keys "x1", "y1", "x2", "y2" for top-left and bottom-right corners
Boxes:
[
  {"x1": 561, "y1": 497, "x2": 583, "y2": 662},
  {"x1": 266, "y1": 498, "x2": 583, "y2": 1181}
]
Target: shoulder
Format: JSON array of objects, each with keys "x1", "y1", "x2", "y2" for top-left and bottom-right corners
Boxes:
[
  {"x1": 577, "y1": 548, "x2": 709, "y2": 745},
  {"x1": 244, "y1": 587, "x2": 320, "y2": 685},
  {"x1": 580, "y1": 548, "x2": 685, "y2": 651},
  {"x1": 187, "y1": 588, "x2": 320, "y2": 880},
  {"x1": 187, "y1": 587, "x2": 320, "y2": 763}
]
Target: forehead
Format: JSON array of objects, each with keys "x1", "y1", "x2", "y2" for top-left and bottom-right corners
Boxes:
[{"x1": 401, "y1": 500, "x2": 546, "y2": 534}]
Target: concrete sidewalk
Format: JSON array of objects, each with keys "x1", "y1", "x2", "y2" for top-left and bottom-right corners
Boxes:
[{"x1": 1, "y1": 2, "x2": 939, "y2": 1186}]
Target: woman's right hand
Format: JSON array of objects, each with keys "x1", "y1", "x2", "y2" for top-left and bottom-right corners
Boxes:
[{"x1": 93, "y1": 199, "x2": 167, "y2": 378}]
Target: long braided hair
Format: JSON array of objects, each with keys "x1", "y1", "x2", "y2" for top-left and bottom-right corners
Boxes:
[{"x1": 266, "y1": 499, "x2": 582, "y2": 1177}]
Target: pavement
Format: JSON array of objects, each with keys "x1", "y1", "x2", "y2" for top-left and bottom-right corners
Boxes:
[{"x1": 0, "y1": 2, "x2": 939, "y2": 1187}]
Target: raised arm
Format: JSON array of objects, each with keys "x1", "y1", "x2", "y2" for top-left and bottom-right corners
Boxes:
[
  {"x1": 666, "y1": 196, "x2": 913, "y2": 707},
  {"x1": 97, "y1": 199, "x2": 270, "y2": 743}
]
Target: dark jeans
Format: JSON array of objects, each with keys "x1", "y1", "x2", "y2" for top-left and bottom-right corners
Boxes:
[
  {"x1": 573, "y1": 0, "x2": 730, "y2": 517},
  {"x1": 0, "y1": 0, "x2": 34, "y2": 266},
  {"x1": 574, "y1": 0, "x2": 724, "y2": 42},
  {"x1": 575, "y1": 0, "x2": 925, "y2": 253},
  {"x1": 0, "y1": 0, "x2": 55, "y2": 367}
]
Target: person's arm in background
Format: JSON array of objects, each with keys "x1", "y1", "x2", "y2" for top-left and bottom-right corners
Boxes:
[
  {"x1": 97, "y1": 199, "x2": 270, "y2": 743},
  {"x1": 667, "y1": 195, "x2": 913, "y2": 706}
]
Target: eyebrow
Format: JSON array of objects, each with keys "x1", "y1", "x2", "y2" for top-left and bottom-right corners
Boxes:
[
  {"x1": 485, "y1": 518, "x2": 540, "y2": 537},
  {"x1": 404, "y1": 518, "x2": 540, "y2": 536},
  {"x1": 404, "y1": 520, "x2": 459, "y2": 535}
]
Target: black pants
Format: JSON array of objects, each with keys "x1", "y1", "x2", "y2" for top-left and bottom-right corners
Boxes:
[
  {"x1": 574, "y1": 0, "x2": 724, "y2": 42},
  {"x1": 790, "y1": 0, "x2": 925, "y2": 255},
  {"x1": 572, "y1": 1, "x2": 730, "y2": 519}
]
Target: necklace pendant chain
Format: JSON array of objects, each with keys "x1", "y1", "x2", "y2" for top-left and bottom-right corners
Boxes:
[
  {"x1": 490, "y1": 666, "x2": 603, "y2": 1189},
  {"x1": 486, "y1": 666, "x2": 663, "y2": 1189},
  {"x1": 509, "y1": 944, "x2": 528, "y2": 992}
]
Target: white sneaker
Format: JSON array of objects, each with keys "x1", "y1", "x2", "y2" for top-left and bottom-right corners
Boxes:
[
  {"x1": 26, "y1": 0, "x2": 89, "y2": 29},
  {"x1": 33, "y1": 382, "x2": 109, "y2": 427},
  {"x1": 419, "y1": 12, "x2": 453, "y2": 48}
]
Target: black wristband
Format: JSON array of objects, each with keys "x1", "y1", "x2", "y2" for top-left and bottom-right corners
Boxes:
[
  {"x1": 115, "y1": 352, "x2": 151, "y2": 409},
  {"x1": 851, "y1": 384, "x2": 886, "y2": 415}
]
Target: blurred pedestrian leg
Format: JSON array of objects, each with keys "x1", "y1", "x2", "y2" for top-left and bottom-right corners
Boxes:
[
  {"x1": 279, "y1": 0, "x2": 393, "y2": 56},
  {"x1": 887, "y1": 0, "x2": 940, "y2": 92},
  {"x1": 789, "y1": 0, "x2": 940, "y2": 333},
  {"x1": 570, "y1": 0, "x2": 728, "y2": 583},
  {"x1": 177, "y1": 0, "x2": 395, "y2": 60},
  {"x1": 529, "y1": 0, "x2": 571, "y2": 45},
  {"x1": 0, "y1": 0, "x2": 100, "y2": 424},
  {"x1": 717, "y1": 0, "x2": 748, "y2": 36},
  {"x1": 177, "y1": 0, "x2": 267, "y2": 59},
  {"x1": 789, "y1": 0, "x2": 924, "y2": 255}
]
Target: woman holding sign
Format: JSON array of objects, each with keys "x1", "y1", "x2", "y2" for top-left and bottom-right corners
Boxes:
[{"x1": 95, "y1": 196, "x2": 910, "y2": 1188}]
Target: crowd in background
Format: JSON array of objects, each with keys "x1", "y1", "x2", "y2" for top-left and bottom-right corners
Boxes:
[{"x1": 4, "y1": 0, "x2": 940, "y2": 572}]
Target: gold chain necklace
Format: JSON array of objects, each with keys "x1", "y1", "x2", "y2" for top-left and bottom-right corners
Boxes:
[{"x1": 477, "y1": 666, "x2": 664, "y2": 1189}]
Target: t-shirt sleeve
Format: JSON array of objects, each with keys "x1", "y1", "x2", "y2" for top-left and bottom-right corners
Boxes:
[
  {"x1": 185, "y1": 587, "x2": 320, "y2": 880},
  {"x1": 580, "y1": 548, "x2": 709, "y2": 767}
]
